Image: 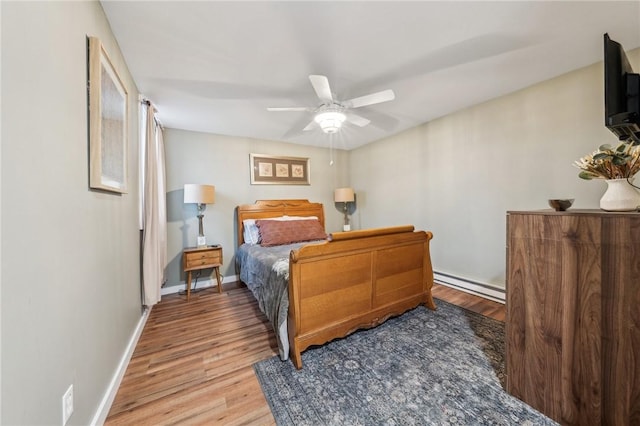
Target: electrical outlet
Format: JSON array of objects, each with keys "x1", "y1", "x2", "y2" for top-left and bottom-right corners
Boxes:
[{"x1": 62, "y1": 384, "x2": 74, "y2": 425}]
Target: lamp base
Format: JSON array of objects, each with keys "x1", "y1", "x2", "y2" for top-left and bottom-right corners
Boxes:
[
  {"x1": 197, "y1": 236, "x2": 207, "y2": 248},
  {"x1": 343, "y1": 224, "x2": 351, "y2": 232}
]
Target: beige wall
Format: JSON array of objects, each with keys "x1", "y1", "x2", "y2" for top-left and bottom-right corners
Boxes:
[
  {"x1": 350, "y1": 48, "x2": 640, "y2": 294},
  {"x1": 163, "y1": 129, "x2": 350, "y2": 290},
  {"x1": 1, "y1": 1, "x2": 142, "y2": 424}
]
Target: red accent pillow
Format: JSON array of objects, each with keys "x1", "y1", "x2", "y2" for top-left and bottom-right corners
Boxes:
[{"x1": 256, "y1": 219, "x2": 327, "y2": 247}]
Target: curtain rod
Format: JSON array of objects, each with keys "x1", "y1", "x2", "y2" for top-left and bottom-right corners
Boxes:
[{"x1": 140, "y1": 98, "x2": 163, "y2": 129}]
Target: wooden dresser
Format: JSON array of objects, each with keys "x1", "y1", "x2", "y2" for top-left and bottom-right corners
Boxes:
[{"x1": 506, "y1": 210, "x2": 640, "y2": 425}]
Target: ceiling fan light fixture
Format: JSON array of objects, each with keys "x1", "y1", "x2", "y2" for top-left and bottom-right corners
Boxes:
[
  {"x1": 267, "y1": 74, "x2": 394, "y2": 134},
  {"x1": 314, "y1": 111, "x2": 346, "y2": 133}
]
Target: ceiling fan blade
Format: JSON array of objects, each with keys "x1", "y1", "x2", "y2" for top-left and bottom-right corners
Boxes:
[
  {"x1": 347, "y1": 113, "x2": 371, "y2": 127},
  {"x1": 267, "y1": 107, "x2": 309, "y2": 112},
  {"x1": 280, "y1": 114, "x2": 316, "y2": 140},
  {"x1": 302, "y1": 120, "x2": 317, "y2": 131},
  {"x1": 345, "y1": 89, "x2": 395, "y2": 108},
  {"x1": 309, "y1": 75, "x2": 333, "y2": 103}
]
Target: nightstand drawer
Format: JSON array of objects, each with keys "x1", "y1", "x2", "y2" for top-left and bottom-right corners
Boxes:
[
  {"x1": 183, "y1": 247, "x2": 222, "y2": 270},
  {"x1": 185, "y1": 257, "x2": 220, "y2": 268}
]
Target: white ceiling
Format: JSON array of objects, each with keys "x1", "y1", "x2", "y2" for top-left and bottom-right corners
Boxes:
[{"x1": 101, "y1": 1, "x2": 640, "y2": 150}]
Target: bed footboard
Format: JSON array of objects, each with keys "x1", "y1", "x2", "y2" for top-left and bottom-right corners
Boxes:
[{"x1": 287, "y1": 225, "x2": 435, "y2": 369}]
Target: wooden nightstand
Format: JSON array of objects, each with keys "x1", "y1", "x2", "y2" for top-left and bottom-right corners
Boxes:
[{"x1": 182, "y1": 245, "x2": 223, "y2": 301}]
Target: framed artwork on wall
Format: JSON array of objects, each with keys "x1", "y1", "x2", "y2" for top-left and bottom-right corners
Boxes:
[
  {"x1": 250, "y1": 154, "x2": 310, "y2": 185},
  {"x1": 88, "y1": 36, "x2": 128, "y2": 193}
]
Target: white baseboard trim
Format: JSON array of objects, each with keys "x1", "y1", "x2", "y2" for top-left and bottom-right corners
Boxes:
[
  {"x1": 434, "y1": 271, "x2": 505, "y2": 304},
  {"x1": 90, "y1": 306, "x2": 151, "y2": 426},
  {"x1": 161, "y1": 274, "x2": 239, "y2": 296}
]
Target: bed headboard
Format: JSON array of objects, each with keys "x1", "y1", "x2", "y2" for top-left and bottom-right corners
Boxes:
[{"x1": 235, "y1": 199, "x2": 325, "y2": 246}]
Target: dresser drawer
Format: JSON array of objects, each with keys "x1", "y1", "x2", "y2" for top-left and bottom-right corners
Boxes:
[{"x1": 183, "y1": 248, "x2": 222, "y2": 270}]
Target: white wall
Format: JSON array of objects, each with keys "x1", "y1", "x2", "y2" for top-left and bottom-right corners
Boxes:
[
  {"x1": 350, "y1": 48, "x2": 640, "y2": 297},
  {"x1": 163, "y1": 129, "x2": 350, "y2": 291},
  {"x1": 1, "y1": 2, "x2": 142, "y2": 424}
]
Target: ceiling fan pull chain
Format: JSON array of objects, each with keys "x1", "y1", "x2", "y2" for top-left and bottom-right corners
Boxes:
[{"x1": 329, "y1": 134, "x2": 334, "y2": 166}]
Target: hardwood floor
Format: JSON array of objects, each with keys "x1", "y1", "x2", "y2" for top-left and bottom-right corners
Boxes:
[
  {"x1": 431, "y1": 284, "x2": 505, "y2": 322},
  {"x1": 105, "y1": 282, "x2": 504, "y2": 425}
]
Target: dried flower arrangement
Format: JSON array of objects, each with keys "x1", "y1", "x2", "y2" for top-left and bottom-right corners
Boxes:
[{"x1": 574, "y1": 142, "x2": 640, "y2": 180}]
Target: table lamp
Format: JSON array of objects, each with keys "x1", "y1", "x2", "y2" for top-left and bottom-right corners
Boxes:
[
  {"x1": 334, "y1": 187, "x2": 355, "y2": 231},
  {"x1": 184, "y1": 184, "x2": 215, "y2": 247}
]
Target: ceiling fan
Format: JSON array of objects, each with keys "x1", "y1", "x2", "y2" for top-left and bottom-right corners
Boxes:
[{"x1": 267, "y1": 75, "x2": 395, "y2": 134}]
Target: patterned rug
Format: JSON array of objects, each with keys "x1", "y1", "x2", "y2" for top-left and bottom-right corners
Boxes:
[{"x1": 253, "y1": 299, "x2": 557, "y2": 425}]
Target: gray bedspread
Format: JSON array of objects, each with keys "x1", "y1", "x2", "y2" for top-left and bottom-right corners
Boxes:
[{"x1": 236, "y1": 242, "x2": 309, "y2": 359}]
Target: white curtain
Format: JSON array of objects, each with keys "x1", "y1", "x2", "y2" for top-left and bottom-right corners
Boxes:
[{"x1": 142, "y1": 102, "x2": 167, "y2": 306}]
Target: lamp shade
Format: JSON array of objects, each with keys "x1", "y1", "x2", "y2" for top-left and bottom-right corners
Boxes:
[
  {"x1": 184, "y1": 184, "x2": 215, "y2": 204},
  {"x1": 334, "y1": 187, "x2": 355, "y2": 203}
]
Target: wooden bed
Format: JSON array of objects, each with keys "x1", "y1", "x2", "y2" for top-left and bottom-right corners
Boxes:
[{"x1": 236, "y1": 199, "x2": 436, "y2": 369}]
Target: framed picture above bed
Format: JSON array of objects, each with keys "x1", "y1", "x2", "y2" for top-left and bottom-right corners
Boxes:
[
  {"x1": 87, "y1": 36, "x2": 128, "y2": 193},
  {"x1": 250, "y1": 154, "x2": 310, "y2": 185}
]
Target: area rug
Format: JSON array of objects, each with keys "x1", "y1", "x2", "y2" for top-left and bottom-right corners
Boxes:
[{"x1": 253, "y1": 299, "x2": 557, "y2": 425}]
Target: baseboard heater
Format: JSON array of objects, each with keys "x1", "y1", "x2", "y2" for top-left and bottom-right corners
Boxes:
[{"x1": 433, "y1": 271, "x2": 505, "y2": 304}]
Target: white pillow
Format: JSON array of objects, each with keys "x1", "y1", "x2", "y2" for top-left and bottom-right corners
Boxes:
[
  {"x1": 242, "y1": 216, "x2": 319, "y2": 245},
  {"x1": 242, "y1": 219, "x2": 260, "y2": 245}
]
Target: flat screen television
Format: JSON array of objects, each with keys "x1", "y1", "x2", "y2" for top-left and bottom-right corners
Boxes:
[{"x1": 604, "y1": 33, "x2": 640, "y2": 144}]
